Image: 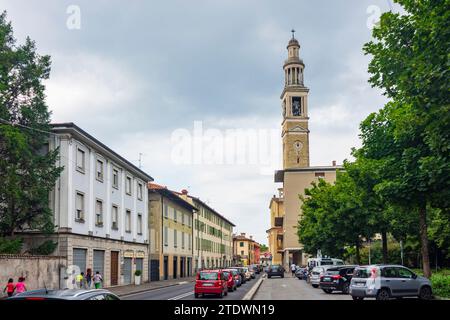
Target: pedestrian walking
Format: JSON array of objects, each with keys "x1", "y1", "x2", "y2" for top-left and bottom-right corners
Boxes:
[
  {"x1": 85, "y1": 268, "x2": 92, "y2": 289},
  {"x1": 93, "y1": 271, "x2": 103, "y2": 289},
  {"x1": 75, "y1": 272, "x2": 84, "y2": 289},
  {"x1": 291, "y1": 263, "x2": 296, "y2": 277},
  {"x1": 15, "y1": 277, "x2": 27, "y2": 294},
  {"x1": 3, "y1": 278, "x2": 15, "y2": 297}
]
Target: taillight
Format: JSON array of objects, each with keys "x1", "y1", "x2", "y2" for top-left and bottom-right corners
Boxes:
[
  {"x1": 215, "y1": 280, "x2": 222, "y2": 287},
  {"x1": 26, "y1": 297, "x2": 45, "y2": 300},
  {"x1": 332, "y1": 275, "x2": 342, "y2": 280}
]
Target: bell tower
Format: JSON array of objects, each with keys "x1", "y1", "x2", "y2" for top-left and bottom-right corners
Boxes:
[{"x1": 281, "y1": 30, "x2": 310, "y2": 169}]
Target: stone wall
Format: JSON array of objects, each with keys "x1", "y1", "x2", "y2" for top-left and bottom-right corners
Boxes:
[{"x1": 0, "y1": 254, "x2": 66, "y2": 295}]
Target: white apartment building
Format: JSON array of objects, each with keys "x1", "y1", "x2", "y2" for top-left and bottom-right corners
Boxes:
[{"x1": 25, "y1": 123, "x2": 154, "y2": 288}]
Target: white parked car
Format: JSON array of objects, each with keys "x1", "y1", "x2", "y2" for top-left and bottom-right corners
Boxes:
[{"x1": 310, "y1": 266, "x2": 333, "y2": 288}]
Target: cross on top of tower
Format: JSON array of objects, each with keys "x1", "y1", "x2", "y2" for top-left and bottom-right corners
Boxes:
[{"x1": 291, "y1": 29, "x2": 295, "y2": 39}]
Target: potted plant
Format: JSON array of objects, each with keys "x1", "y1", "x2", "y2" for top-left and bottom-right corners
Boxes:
[{"x1": 134, "y1": 270, "x2": 142, "y2": 285}]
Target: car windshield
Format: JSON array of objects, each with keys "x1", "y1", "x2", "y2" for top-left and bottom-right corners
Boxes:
[
  {"x1": 223, "y1": 271, "x2": 229, "y2": 278},
  {"x1": 321, "y1": 260, "x2": 333, "y2": 265},
  {"x1": 199, "y1": 272, "x2": 219, "y2": 280},
  {"x1": 271, "y1": 266, "x2": 280, "y2": 271}
]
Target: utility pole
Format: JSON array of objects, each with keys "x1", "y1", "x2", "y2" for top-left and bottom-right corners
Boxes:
[{"x1": 400, "y1": 240, "x2": 404, "y2": 266}]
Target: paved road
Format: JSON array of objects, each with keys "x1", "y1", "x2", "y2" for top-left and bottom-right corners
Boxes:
[
  {"x1": 122, "y1": 275, "x2": 261, "y2": 300},
  {"x1": 253, "y1": 273, "x2": 352, "y2": 300}
]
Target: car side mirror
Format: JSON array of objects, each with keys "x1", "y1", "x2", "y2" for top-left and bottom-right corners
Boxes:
[{"x1": 412, "y1": 273, "x2": 417, "y2": 279}]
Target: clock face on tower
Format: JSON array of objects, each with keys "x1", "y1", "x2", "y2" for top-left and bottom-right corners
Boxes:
[{"x1": 292, "y1": 96, "x2": 301, "y2": 116}]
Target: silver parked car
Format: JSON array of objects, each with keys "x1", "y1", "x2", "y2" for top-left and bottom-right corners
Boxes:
[
  {"x1": 310, "y1": 265, "x2": 333, "y2": 288},
  {"x1": 7, "y1": 289, "x2": 120, "y2": 300},
  {"x1": 350, "y1": 265, "x2": 433, "y2": 300}
]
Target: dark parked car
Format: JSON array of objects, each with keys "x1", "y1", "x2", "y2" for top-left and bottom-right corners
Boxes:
[
  {"x1": 7, "y1": 289, "x2": 120, "y2": 300},
  {"x1": 319, "y1": 265, "x2": 357, "y2": 294},
  {"x1": 267, "y1": 264, "x2": 285, "y2": 278},
  {"x1": 229, "y1": 267, "x2": 247, "y2": 284},
  {"x1": 295, "y1": 267, "x2": 308, "y2": 280}
]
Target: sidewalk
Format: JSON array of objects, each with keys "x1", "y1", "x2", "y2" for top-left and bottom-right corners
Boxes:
[{"x1": 108, "y1": 277, "x2": 196, "y2": 297}]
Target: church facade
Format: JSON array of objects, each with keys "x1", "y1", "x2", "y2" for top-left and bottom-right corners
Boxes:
[{"x1": 267, "y1": 33, "x2": 342, "y2": 268}]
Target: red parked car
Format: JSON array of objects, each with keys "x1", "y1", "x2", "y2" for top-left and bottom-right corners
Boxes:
[
  {"x1": 222, "y1": 269, "x2": 237, "y2": 292},
  {"x1": 194, "y1": 270, "x2": 228, "y2": 298}
]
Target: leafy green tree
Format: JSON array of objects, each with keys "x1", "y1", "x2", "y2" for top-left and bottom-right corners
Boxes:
[
  {"x1": 361, "y1": 0, "x2": 450, "y2": 277},
  {"x1": 0, "y1": 12, "x2": 62, "y2": 237},
  {"x1": 298, "y1": 173, "x2": 373, "y2": 264}
]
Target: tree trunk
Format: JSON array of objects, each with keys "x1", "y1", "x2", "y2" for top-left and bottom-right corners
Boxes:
[
  {"x1": 355, "y1": 242, "x2": 360, "y2": 265},
  {"x1": 381, "y1": 230, "x2": 388, "y2": 264},
  {"x1": 418, "y1": 202, "x2": 431, "y2": 278}
]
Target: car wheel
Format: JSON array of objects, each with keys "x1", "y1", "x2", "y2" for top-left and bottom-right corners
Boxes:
[
  {"x1": 352, "y1": 296, "x2": 364, "y2": 301},
  {"x1": 194, "y1": 293, "x2": 199, "y2": 298},
  {"x1": 312, "y1": 284, "x2": 318, "y2": 288},
  {"x1": 219, "y1": 291, "x2": 224, "y2": 298},
  {"x1": 322, "y1": 289, "x2": 333, "y2": 294},
  {"x1": 418, "y1": 286, "x2": 432, "y2": 300},
  {"x1": 281, "y1": 274, "x2": 284, "y2": 278},
  {"x1": 268, "y1": 275, "x2": 271, "y2": 278},
  {"x1": 376, "y1": 288, "x2": 391, "y2": 301},
  {"x1": 342, "y1": 282, "x2": 350, "y2": 294},
  {"x1": 225, "y1": 290, "x2": 228, "y2": 296}
]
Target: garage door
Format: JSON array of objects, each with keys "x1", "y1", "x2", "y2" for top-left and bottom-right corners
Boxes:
[
  {"x1": 73, "y1": 248, "x2": 87, "y2": 274},
  {"x1": 93, "y1": 250, "x2": 105, "y2": 277},
  {"x1": 123, "y1": 258, "x2": 132, "y2": 285}
]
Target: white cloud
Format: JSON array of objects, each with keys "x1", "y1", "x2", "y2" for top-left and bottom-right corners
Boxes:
[{"x1": 45, "y1": 52, "x2": 145, "y2": 122}]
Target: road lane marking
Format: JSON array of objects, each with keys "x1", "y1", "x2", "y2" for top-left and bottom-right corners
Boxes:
[
  {"x1": 168, "y1": 291, "x2": 194, "y2": 300},
  {"x1": 120, "y1": 282, "x2": 193, "y2": 298}
]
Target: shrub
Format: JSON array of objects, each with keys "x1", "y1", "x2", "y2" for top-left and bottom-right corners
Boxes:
[
  {"x1": 134, "y1": 270, "x2": 142, "y2": 276},
  {"x1": 28, "y1": 240, "x2": 58, "y2": 255},
  {"x1": 0, "y1": 238, "x2": 23, "y2": 254},
  {"x1": 431, "y1": 274, "x2": 450, "y2": 299}
]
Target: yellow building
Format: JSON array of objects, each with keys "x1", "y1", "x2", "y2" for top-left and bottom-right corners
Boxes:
[
  {"x1": 148, "y1": 183, "x2": 197, "y2": 281},
  {"x1": 266, "y1": 189, "x2": 284, "y2": 265},
  {"x1": 270, "y1": 33, "x2": 342, "y2": 268},
  {"x1": 178, "y1": 190, "x2": 235, "y2": 271},
  {"x1": 233, "y1": 233, "x2": 260, "y2": 266}
]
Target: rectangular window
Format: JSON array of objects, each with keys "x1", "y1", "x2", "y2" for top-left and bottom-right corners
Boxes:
[
  {"x1": 137, "y1": 214, "x2": 142, "y2": 235},
  {"x1": 96, "y1": 158, "x2": 104, "y2": 182},
  {"x1": 173, "y1": 208, "x2": 177, "y2": 222},
  {"x1": 95, "y1": 200, "x2": 103, "y2": 226},
  {"x1": 188, "y1": 234, "x2": 192, "y2": 250},
  {"x1": 164, "y1": 204, "x2": 169, "y2": 219},
  {"x1": 125, "y1": 210, "x2": 131, "y2": 233},
  {"x1": 174, "y1": 229, "x2": 177, "y2": 248},
  {"x1": 240, "y1": 242, "x2": 244, "y2": 247},
  {"x1": 164, "y1": 227, "x2": 168, "y2": 246},
  {"x1": 182, "y1": 213, "x2": 185, "y2": 225},
  {"x1": 126, "y1": 176, "x2": 132, "y2": 195},
  {"x1": 76, "y1": 148, "x2": 85, "y2": 172},
  {"x1": 112, "y1": 168, "x2": 119, "y2": 189},
  {"x1": 111, "y1": 205, "x2": 118, "y2": 230},
  {"x1": 75, "y1": 192, "x2": 84, "y2": 221},
  {"x1": 137, "y1": 183, "x2": 143, "y2": 200},
  {"x1": 182, "y1": 232, "x2": 185, "y2": 249}
]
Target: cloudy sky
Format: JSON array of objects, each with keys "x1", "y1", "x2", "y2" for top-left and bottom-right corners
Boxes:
[{"x1": 1, "y1": 0, "x2": 397, "y2": 244}]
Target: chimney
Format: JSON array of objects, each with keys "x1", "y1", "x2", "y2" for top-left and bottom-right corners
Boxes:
[
  {"x1": 332, "y1": 160, "x2": 336, "y2": 166},
  {"x1": 181, "y1": 189, "x2": 188, "y2": 195},
  {"x1": 250, "y1": 236, "x2": 253, "y2": 240},
  {"x1": 240, "y1": 232, "x2": 246, "y2": 237}
]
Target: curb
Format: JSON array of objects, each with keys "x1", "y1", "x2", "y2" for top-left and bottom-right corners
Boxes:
[
  {"x1": 117, "y1": 280, "x2": 195, "y2": 297},
  {"x1": 242, "y1": 275, "x2": 265, "y2": 300}
]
